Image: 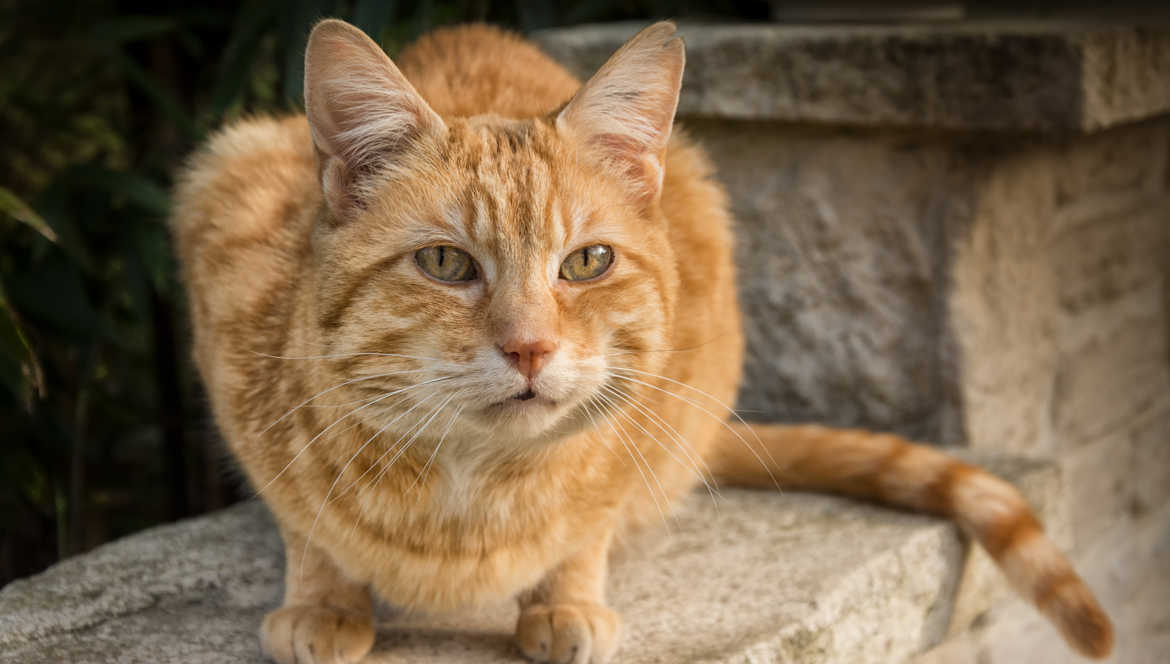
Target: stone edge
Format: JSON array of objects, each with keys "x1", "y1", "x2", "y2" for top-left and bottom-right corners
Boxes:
[{"x1": 533, "y1": 21, "x2": 1170, "y2": 132}]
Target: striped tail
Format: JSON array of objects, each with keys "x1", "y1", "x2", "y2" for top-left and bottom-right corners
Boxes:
[{"x1": 706, "y1": 423, "x2": 1113, "y2": 659}]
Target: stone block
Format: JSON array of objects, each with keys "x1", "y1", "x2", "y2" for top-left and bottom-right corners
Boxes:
[
  {"x1": 1050, "y1": 321, "x2": 1170, "y2": 449},
  {"x1": 1052, "y1": 125, "x2": 1167, "y2": 214},
  {"x1": 535, "y1": 22, "x2": 1170, "y2": 132},
  {"x1": 916, "y1": 500, "x2": 1170, "y2": 664},
  {"x1": 1065, "y1": 400, "x2": 1170, "y2": 548},
  {"x1": 1081, "y1": 29, "x2": 1170, "y2": 130},
  {"x1": 1049, "y1": 204, "x2": 1168, "y2": 354},
  {"x1": 688, "y1": 121, "x2": 970, "y2": 442},
  {"x1": 0, "y1": 456, "x2": 1060, "y2": 664}
]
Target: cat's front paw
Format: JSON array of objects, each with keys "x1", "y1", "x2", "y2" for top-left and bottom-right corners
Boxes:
[
  {"x1": 260, "y1": 605, "x2": 375, "y2": 664},
  {"x1": 515, "y1": 602, "x2": 622, "y2": 664}
]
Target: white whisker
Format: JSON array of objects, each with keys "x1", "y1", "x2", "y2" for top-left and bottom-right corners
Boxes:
[
  {"x1": 607, "y1": 371, "x2": 781, "y2": 490},
  {"x1": 255, "y1": 376, "x2": 453, "y2": 496},
  {"x1": 368, "y1": 393, "x2": 453, "y2": 490},
  {"x1": 259, "y1": 368, "x2": 434, "y2": 435},
  {"x1": 610, "y1": 365, "x2": 772, "y2": 454},
  {"x1": 601, "y1": 384, "x2": 720, "y2": 506},
  {"x1": 300, "y1": 390, "x2": 445, "y2": 580},
  {"x1": 252, "y1": 350, "x2": 443, "y2": 362},
  {"x1": 409, "y1": 402, "x2": 464, "y2": 495},
  {"x1": 591, "y1": 392, "x2": 674, "y2": 530},
  {"x1": 331, "y1": 390, "x2": 448, "y2": 501}
]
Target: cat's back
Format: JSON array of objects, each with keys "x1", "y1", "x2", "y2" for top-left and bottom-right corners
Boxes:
[
  {"x1": 171, "y1": 114, "x2": 318, "y2": 382},
  {"x1": 396, "y1": 24, "x2": 581, "y2": 118}
]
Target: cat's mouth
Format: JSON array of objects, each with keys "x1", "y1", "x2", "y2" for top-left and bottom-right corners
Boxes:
[{"x1": 490, "y1": 388, "x2": 556, "y2": 409}]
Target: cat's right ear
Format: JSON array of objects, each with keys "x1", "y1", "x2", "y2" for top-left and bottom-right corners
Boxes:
[{"x1": 304, "y1": 19, "x2": 444, "y2": 217}]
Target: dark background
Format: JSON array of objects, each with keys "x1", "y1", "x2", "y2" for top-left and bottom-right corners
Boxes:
[{"x1": 2, "y1": 0, "x2": 1167, "y2": 587}]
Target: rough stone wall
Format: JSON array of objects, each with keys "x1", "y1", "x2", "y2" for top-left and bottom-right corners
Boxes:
[
  {"x1": 688, "y1": 114, "x2": 1170, "y2": 660},
  {"x1": 687, "y1": 121, "x2": 971, "y2": 443},
  {"x1": 938, "y1": 120, "x2": 1170, "y2": 663}
]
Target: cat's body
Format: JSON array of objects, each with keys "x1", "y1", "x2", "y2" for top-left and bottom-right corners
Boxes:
[{"x1": 173, "y1": 21, "x2": 1112, "y2": 664}]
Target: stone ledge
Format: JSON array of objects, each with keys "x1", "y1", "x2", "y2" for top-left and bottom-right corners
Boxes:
[
  {"x1": 0, "y1": 454, "x2": 1059, "y2": 664},
  {"x1": 534, "y1": 21, "x2": 1170, "y2": 132}
]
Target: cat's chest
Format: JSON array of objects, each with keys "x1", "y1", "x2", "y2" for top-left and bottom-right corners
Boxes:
[
  {"x1": 407, "y1": 449, "x2": 604, "y2": 536},
  {"x1": 429, "y1": 456, "x2": 499, "y2": 521}
]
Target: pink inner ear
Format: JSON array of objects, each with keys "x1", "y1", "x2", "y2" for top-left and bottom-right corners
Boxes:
[
  {"x1": 320, "y1": 158, "x2": 361, "y2": 216},
  {"x1": 589, "y1": 133, "x2": 660, "y2": 206}
]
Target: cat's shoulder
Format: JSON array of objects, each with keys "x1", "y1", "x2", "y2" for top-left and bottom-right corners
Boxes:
[
  {"x1": 172, "y1": 114, "x2": 316, "y2": 245},
  {"x1": 180, "y1": 115, "x2": 312, "y2": 181}
]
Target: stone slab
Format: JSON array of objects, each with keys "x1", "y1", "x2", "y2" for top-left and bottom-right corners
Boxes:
[
  {"x1": 534, "y1": 21, "x2": 1170, "y2": 132},
  {"x1": 0, "y1": 455, "x2": 1058, "y2": 664},
  {"x1": 685, "y1": 122, "x2": 971, "y2": 442},
  {"x1": 915, "y1": 499, "x2": 1170, "y2": 664}
]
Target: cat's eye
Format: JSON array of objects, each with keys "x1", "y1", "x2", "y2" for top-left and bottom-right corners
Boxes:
[
  {"x1": 560, "y1": 245, "x2": 614, "y2": 282},
  {"x1": 415, "y1": 245, "x2": 478, "y2": 283}
]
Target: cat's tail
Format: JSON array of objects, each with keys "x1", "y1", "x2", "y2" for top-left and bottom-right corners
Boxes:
[{"x1": 706, "y1": 423, "x2": 1113, "y2": 659}]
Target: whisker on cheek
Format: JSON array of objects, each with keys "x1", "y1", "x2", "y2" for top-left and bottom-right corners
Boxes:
[
  {"x1": 608, "y1": 368, "x2": 782, "y2": 491},
  {"x1": 255, "y1": 376, "x2": 455, "y2": 496}
]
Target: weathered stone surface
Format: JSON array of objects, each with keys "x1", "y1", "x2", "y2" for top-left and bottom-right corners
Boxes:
[
  {"x1": 686, "y1": 122, "x2": 971, "y2": 442},
  {"x1": 950, "y1": 129, "x2": 1170, "y2": 457},
  {"x1": 0, "y1": 456, "x2": 1058, "y2": 664},
  {"x1": 941, "y1": 118, "x2": 1170, "y2": 664},
  {"x1": 915, "y1": 500, "x2": 1170, "y2": 664},
  {"x1": 535, "y1": 22, "x2": 1170, "y2": 132}
]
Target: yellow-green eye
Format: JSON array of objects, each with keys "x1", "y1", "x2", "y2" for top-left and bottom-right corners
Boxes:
[
  {"x1": 415, "y1": 245, "x2": 478, "y2": 283},
  {"x1": 560, "y1": 245, "x2": 614, "y2": 282}
]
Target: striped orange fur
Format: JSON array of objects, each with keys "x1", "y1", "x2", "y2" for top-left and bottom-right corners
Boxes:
[{"x1": 172, "y1": 18, "x2": 1112, "y2": 664}]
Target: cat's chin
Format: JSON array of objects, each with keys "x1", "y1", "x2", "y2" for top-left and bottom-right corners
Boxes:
[{"x1": 469, "y1": 394, "x2": 589, "y2": 444}]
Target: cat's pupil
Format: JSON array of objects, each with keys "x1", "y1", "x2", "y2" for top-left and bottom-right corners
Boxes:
[{"x1": 560, "y1": 245, "x2": 613, "y2": 281}]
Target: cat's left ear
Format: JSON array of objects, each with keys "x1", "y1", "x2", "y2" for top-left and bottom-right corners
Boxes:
[
  {"x1": 304, "y1": 19, "x2": 445, "y2": 217},
  {"x1": 556, "y1": 22, "x2": 684, "y2": 208}
]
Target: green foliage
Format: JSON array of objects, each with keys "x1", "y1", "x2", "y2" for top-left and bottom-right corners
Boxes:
[{"x1": 0, "y1": 0, "x2": 769, "y2": 584}]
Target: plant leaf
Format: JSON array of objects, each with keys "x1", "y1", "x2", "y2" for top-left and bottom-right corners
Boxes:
[
  {"x1": 0, "y1": 278, "x2": 44, "y2": 409},
  {"x1": 0, "y1": 187, "x2": 57, "y2": 243},
  {"x1": 211, "y1": 0, "x2": 280, "y2": 117}
]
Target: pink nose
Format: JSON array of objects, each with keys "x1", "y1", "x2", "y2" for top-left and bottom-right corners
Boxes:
[{"x1": 500, "y1": 338, "x2": 557, "y2": 380}]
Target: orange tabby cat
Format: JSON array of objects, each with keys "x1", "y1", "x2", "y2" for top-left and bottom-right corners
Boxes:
[{"x1": 172, "y1": 19, "x2": 1113, "y2": 664}]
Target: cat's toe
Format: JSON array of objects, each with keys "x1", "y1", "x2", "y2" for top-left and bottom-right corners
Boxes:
[
  {"x1": 515, "y1": 603, "x2": 621, "y2": 664},
  {"x1": 260, "y1": 605, "x2": 375, "y2": 664}
]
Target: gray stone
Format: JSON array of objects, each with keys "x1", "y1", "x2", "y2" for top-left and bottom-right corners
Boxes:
[
  {"x1": 534, "y1": 22, "x2": 1170, "y2": 132},
  {"x1": 673, "y1": 111, "x2": 1169, "y2": 448},
  {"x1": 915, "y1": 500, "x2": 1170, "y2": 664},
  {"x1": 688, "y1": 122, "x2": 972, "y2": 442},
  {"x1": 0, "y1": 456, "x2": 1058, "y2": 664}
]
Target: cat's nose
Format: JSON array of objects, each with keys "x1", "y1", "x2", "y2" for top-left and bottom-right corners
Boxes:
[{"x1": 500, "y1": 338, "x2": 557, "y2": 380}]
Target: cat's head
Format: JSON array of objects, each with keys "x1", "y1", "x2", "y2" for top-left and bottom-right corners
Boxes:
[{"x1": 302, "y1": 20, "x2": 685, "y2": 444}]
